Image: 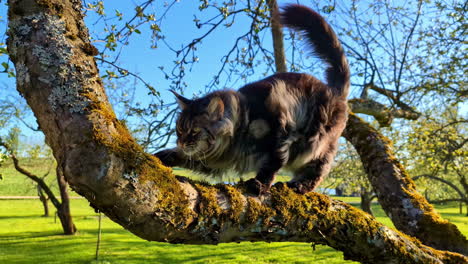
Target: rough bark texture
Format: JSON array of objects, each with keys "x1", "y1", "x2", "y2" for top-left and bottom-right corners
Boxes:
[
  {"x1": 5, "y1": 0, "x2": 467, "y2": 263},
  {"x1": 344, "y1": 113, "x2": 468, "y2": 255}
]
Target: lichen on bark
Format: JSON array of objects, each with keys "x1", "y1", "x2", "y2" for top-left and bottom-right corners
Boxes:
[{"x1": 344, "y1": 112, "x2": 468, "y2": 255}]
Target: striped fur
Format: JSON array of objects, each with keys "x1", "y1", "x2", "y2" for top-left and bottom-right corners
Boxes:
[{"x1": 155, "y1": 4, "x2": 350, "y2": 194}]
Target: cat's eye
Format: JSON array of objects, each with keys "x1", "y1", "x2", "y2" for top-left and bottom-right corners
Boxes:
[{"x1": 192, "y1": 127, "x2": 201, "y2": 134}]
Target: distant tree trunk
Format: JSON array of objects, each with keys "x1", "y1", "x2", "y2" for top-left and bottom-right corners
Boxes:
[
  {"x1": 37, "y1": 185, "x2": 49, "y2": 217},
  {"x1": 335, "y1": 187, "x2": 344, "y2": 196},
  {"x1": 359, "y1": 188, "x2": 374, "y2": 216},
  {"x1": 0, "y1": 139, "x2": 76, "y2": 234},
  {"x1": 267, "y1": 0, "x2": 287, "y2": 73},
  {"x1": 56, "y1": 167, "x2": 76, "y2": 235}
]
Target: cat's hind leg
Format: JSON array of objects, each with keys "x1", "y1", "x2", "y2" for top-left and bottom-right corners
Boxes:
[{"x1": 288, "y1": 156, "x2": 332, "y2": 194}]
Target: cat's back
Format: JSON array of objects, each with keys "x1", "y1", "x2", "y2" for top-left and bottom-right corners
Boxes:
[
  {"x1": 237, "y1": 72, "x2": 332, "y2": 125},
  {"x1": 238, "y1": 72, "x2": 325, "y2": 97}
]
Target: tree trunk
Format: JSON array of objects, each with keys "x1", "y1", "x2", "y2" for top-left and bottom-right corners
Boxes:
[
  {"x1": 5, "y1": 0, "x2": 467, "y2": 263},
  {"x1": 343, "y1": 113, "x2": 468, "y2": 255},
  {"x1": 335, "y1": 187, "x2": 343, "y2": 196},
  {"x1": 359, "y1": 188, "x2": 374, "y2": 216},
  {"x1": 37, "y1": 185, "x2": 49, "y2": 217},
  {"x1": 266, "y1": 0, "x2": 287, "y2": 73},
  {"x1": 56, "y1": 167, "x2": 76, "y2": 235}
]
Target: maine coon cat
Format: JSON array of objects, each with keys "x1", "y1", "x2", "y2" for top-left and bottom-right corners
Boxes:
[{"x1": 155, "y1": 4, "x2": 350, "y2": 195}]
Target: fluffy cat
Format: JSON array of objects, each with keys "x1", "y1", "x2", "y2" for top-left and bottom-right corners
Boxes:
[{"x1": 155, "y1": 4, "x2": 350, "y2": 195}]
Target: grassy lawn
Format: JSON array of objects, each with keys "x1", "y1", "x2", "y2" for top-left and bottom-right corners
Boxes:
[
  {"x1": 0, "y1": 159, "x2": 59, "y2": 196},
  {"x1": 1, "y1": 199, "x2": 466, "y2": 264},
  {"x1": 1, "y1": 160, "x2": 467, "y2": 263},
  {"x1": 0, "y1": 199, "x2": 359, "y2": 264}
]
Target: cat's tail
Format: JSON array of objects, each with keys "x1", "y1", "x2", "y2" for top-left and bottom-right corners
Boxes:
[{"x1": 280, "y1": 4, "x2": 350, "y2": 98}]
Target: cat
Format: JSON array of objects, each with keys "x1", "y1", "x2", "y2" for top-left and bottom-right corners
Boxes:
[{"x1": 155, "y1": 4, "x2": 350, "y2": 195}]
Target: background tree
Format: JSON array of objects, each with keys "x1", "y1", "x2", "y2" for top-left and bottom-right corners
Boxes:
[
  {"x1": 325, "y1": 142, "x2": 376, "y2": 215},
  {"x1": 407, "y1": 108, "x2": 467, "y2": 214},
  {"x1": 0, "y1": 137, "x2": 76, "y2": 234}
]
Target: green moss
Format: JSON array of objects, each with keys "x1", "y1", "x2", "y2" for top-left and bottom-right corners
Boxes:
[
  {"x1": 245, "y1": 197, "x2": 276, "y2": 225},
  {"x1": 36, "y1": 0, "x2": 54, "y2": 8},
  {"x1": 82, "y1": 42, "x2": 99, "y2": 56},
  {"x1": 269, "y1": 183, "x2": 331, "y2": 231},
  {"x1": 36, "y1": 0, "x2": 64, "y2": 16},
  {"x1": 221, "y1": 185, "x2": 244, "y2": 224},
  {"x1": 83, "y1": 89, "x2": 194, "y2": 229},
  {"x1": 194, "y1": 184, "x2": 222, "y2": 221}
]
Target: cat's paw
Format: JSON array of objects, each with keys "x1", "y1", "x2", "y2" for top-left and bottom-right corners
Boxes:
[
  {"x1": 154, "y1": 149, "x2": 176, "y2": 167},
  {"x1": 286, "y1": 181, "x2": 313, "y2": 195},
  {"x1": 242, "y1": 178, "x2": 270, "y2": 196}
]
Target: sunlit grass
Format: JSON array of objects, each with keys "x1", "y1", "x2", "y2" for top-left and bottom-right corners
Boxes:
[
  {"x1": 0, "y1": 199, "x2": 358, "y2": 264},
  {"x1": 1, "y1": 198, "x2": 466, "y2": 264}
]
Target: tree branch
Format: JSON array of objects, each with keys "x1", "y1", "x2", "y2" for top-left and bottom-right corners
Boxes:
[
  {"x1": 348, "y1": 98, "x2": 419, "y2": 127},
  {"x1": 266, "y1": 0, "x2": 287, "y2": 73},
  {"x1": 343, "y1": 113, "x2": 467, "y2": 255},
  {"x1": 0, "y1": 138, "x2": 61, "y2": 209},
  {"x1": 413, "y1": 174, "x2": 466, "y2": 202}
]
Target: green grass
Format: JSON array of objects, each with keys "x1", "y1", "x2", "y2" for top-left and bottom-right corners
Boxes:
[
  {"x1": 1, "y1": 199, "x2": 466, "y2": 264},
  {"x1": 0, "y1": 199, "x2": 359, "y2": 264},
  {"x1": 0, "y1": 159, "x2": 60, "y2": 196}
]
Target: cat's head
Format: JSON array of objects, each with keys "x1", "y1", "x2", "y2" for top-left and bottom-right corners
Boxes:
[{"x1": 171, "y1": 90, "x2": 226, "y2": 156}]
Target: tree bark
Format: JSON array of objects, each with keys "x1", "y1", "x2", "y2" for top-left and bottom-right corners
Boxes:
[
  {"x1": 348, "y1": 98, "x2": 420, "y2": 127},
  {"x1": 266, "y1": 0, "x2": 287, "y2": 73},
  {"x1": 359, "y1": 188, "x2": 374, "y2": 216},
  {"x1": 5, "y1": 0, "x2": 467, "y2": 263},
  {"x1": 37, "y1": 185, "x2": 50, "y2": 217},
  {"x1": 344, "y1": 113, "x2": 468, "y2": 255},
  {"x1": 56, "y1": 166, "x2": 76, "y2": 235}
]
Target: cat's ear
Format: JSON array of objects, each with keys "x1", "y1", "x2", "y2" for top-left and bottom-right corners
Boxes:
[
  {"x1": 170, "y1": 90, "x2": 191, "y2": 110},
  {"x1": 207, "y1": 97, "x2": 224, "y2": 116}
]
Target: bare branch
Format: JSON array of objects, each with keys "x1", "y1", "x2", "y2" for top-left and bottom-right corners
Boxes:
[{"x1": 348, "y1": 98, "x2": 419, "y2": 126}]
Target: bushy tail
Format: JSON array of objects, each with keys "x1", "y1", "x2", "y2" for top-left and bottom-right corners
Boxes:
[{"x1": 281, "y1": 4, "x2": 350, "y2": 97}]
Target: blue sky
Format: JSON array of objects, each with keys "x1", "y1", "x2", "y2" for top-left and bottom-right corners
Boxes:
[
  {"x1": 0, "y1": 0, "x2": 328, "y2": 146},
  {"x1": 0, "y1": 0, "x2": 464, "y2": 148}
]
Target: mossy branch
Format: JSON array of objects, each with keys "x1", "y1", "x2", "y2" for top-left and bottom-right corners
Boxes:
[{"x1": 344, "y1": 113, "x2": 468, "y2": 255}]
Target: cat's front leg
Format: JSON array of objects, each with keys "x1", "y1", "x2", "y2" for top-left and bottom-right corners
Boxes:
[
  {"x1": 153, "y1": 148, "x2": 185, "y2": 167},
  {"x1": 243, "y1": 168, "x2": 278, "y2": 196},
  {"x1": 154, "y1": 148, "x2": 216, "y2": 175},
  {"x1": 244, "y1": 147, "x2": 288, "y2": 195}
]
